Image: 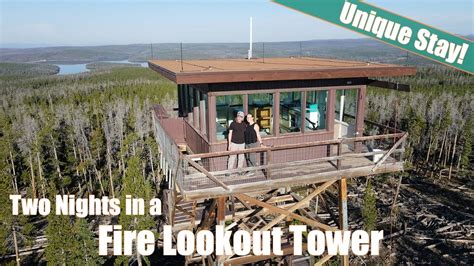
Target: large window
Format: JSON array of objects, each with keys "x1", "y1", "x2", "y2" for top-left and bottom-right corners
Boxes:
[
  {"x1": 248, "y1": 93, "x2": 274, "y2": 136},
  {"x1": 214, "y1": 90, "x2": 331, "y2": 141},
  {"x1": 280, "y1": 91, "x2": 302, "y2": 133},
  {"x1": 306, "y1": 90, "x2": 328, "y2": 131},
  {"x1": 216, "y1": 95, "x2": 243, "y2": 141}
]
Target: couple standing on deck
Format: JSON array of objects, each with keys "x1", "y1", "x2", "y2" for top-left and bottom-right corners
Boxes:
[{"x1": 227, "y1": 111, "x2": 264, "y2": 176}]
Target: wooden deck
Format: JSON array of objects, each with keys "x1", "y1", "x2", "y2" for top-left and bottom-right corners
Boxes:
[{"x1": 154, "y1": 106, "x2": 407, "y2": 201}]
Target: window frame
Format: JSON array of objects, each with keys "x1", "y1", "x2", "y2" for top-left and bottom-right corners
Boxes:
[
  {"x1": 208, "y1": 86, "x2": 361, "y2": 144},
  {"x1": 248, "y1": 92, "x2": 275, "y2": 137}
]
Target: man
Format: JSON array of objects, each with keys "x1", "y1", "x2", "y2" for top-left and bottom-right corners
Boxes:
[
  {"x1": 227, "y1": 111, "x2": 247, "y2": 171},
  {"x1": 244, "y1": 113, "x2": 263, "y2": 176}
]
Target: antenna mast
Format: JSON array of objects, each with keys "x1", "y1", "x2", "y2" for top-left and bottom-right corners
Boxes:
[
  {"x1": 180, "y1": 42, "x2": 184, "y2": 72},
  {"x1": 248, "y1": 17, "x2": 253, "y2": 59},
  {"x1": 150, "y1": 43, "x2": 153, "y2": 59}
]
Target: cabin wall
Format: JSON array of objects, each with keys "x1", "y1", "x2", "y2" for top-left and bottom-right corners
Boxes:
[
  {"x1": 184, "y1": 120, "x2": 210, "y2": 154},
  {"x1": 179, "y1": 83, "x2": 367, "y2": 172},
  {"x1": 207, "y1": 130, "x2": 334, "y2": 171}
]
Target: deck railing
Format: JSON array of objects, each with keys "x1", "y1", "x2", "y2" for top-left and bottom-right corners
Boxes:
[
  {"x1": 174, "y1": 121, "x2": 407, "y2": 193},
  {"x1": 152, "y1": 113, "x2": 183, "y2": 190}
]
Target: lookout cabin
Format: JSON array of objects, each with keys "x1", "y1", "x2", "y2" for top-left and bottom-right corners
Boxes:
[{"x1": 149, "y1": 57, "x2": 416, "y2": 201}]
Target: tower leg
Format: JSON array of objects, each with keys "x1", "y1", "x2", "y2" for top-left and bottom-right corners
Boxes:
[
  {"x1": 339, "y1": 177, "x2": 349, "y2": 266},
  {"x1": 217, "y1": 197, "x2": 226, "y2": 266}
]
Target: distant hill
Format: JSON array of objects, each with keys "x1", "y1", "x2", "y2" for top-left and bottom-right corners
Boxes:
[
  {"x1": 1, "y1": 36, "x2": 471, "y2": 66},
  {"x1": 0, "y1": 62, "x2": 59, "y2": 77}
]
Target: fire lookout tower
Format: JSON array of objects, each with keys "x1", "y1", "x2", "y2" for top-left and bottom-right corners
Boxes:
[{"x1": 149, "y1": 57, "x2": 416, "y2": 265}]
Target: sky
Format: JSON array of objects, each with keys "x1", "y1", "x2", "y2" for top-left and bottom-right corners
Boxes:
[{"x1": 0, "y1": 0, "x2": 472, "y2": 47}]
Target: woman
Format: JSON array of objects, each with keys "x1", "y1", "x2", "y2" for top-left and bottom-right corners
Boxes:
[{"x1": 244, "y1": 113, "x2": 263, "y2": 176}]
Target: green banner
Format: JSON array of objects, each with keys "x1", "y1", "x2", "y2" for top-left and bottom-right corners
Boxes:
[{"x1": 273, "y1": 0, "x2": 473, "y2": 74}]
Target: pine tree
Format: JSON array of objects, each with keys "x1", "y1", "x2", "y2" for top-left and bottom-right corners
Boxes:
[
  {"x1": 459, "y1": 117, "x2": 472, "y2": 170},
  {"x1": 115, "y1": 152, "x2": 155, "y2": 266},
  {"x1": 0, "y1": 113, "x2": 34, "y2": 263},
  {"x1": 405, "y1": 106, "x2": 425, "y2": 164},
  {"x1": 44, "y1": 205, "x2": 76, "y2": 265},
  {"x1": 362, "y1": 179, "x2": 377, "y2": 231},
  {"x1": 71, "y1": 218, "x2": 104, "y2": 265},
  {"x1": 0, "y1": 147, "x2": 14, "y2": 256}
]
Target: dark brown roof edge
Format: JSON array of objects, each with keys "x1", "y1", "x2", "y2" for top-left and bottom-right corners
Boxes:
[
  {"x1": 148, "y1": 61, "x2": 177, "y2": 83},
  {"x1": 175, "y1": 66, "x2": 417, "y2": 84},
  {"x1": 148, "y1": 61, "x2": 416, "y2": 85}
]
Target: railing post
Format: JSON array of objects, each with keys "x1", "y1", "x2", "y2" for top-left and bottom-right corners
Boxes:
[
  {"x1": 266, "y1": 150, "x2": 272, "y2": 180},
  {"x1": 337, "y1": 142, "x2": 342, "y2": 170}
]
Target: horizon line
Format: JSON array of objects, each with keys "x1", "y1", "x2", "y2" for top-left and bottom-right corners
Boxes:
[{"x1": 3, "y1": 34, "x2": 473, "y2": 49}]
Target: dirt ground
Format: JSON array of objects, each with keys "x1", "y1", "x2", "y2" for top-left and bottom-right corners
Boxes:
[{"x1": 343, "y1": 172, "x2": 473, "y2": 265}]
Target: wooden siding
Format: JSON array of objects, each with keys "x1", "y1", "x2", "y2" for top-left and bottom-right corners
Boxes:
[
  {"x1": 207, "y1": 130, "x2": 334, "y2": 172},
  {"x1": 184, "y1": 120, "x2": 209, "y2": 154}
]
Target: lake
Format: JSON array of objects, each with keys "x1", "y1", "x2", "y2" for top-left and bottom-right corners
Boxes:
[
  {"x1": 56, "y1": 60, "x2": 148, "y2": 75},
  {"x1": 56, "y1": 64, "x2": 90, "y2": 75}
]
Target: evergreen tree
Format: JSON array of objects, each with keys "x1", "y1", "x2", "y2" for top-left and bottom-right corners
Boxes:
[
  {"x1": 460, "y1": 117, "x2": 472, "y2": 170},
  {"x1": 71, "y1": 218, "x2": 105, "y2": 265},
  {"x1": 405, "y1": 106, "x2": 425, "y2": 163},
  {"x1": 44, "y1": 205, "x2": 76, "y2": 265},
  {"x1": 362, "y1": 179, "x2": 377, "y2": 231},
  {"x1": 0, "y1": 144, "x2": 14, "y2": 256},
  {"x1": 115, "y1": 152, "x2": 155, "y2": 266}
]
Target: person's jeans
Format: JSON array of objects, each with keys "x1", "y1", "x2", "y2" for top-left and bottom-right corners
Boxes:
[
  {"x1": 245, "y1": 142, "x2": 259, "y2": 167},
  {"x1": 227, "y1": 142, "x2": 245, "y2": 170}
]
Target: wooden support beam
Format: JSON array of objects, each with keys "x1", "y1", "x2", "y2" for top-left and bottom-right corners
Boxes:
[
  {"x1": 261, "y1": 180, "x2": 337, "y2": 230},
  {"x1": 314, "y1": 254, "x2": 334, "y2": 266},
  {"x1": 176, "y1": 205, "x2": 195, "y2": 218},
  {"x1": 235, "y1": 190, "x2": 277, "y2": 228},
  {"x1": 372, "y1": 133, "x2": 408, "y2": 172},
  {"x1": 217, "y1": 197, "x2": 226, "y2": 266},
  {"x1": 338, "y1": 178, "x2": 348, "y2": 230},
  {"x1": 198, "y1": 200, "x2": 217, "y2": 231},
  {"x1": 338, "y1": 177, "x2": 349, "y2": 266},
  {"x1": 217, "y1": 197, "x2": 226, "y2": 226},
  {"x1": 235, "y1": 193, "x2": 337, "y2": 231},
  {"x1": 224, "y1": 244, "x2": 307, "y2": 266},
  {"x1": 183, "y1": 156, "x2": 230, "y2": 191},
  {"x1": 290, "y1": 193, "x2": 325, "y2": 224}
]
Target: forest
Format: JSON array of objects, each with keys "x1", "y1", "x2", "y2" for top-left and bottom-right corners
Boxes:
[
  {"x1": 367, "y1": 65, "x2": 473, "y2": 177},
  {"x1": 0, "y1": 62, "x2": 472, "y2": 264},
  {"x1": 0, "y1": 67, "x2": 175, "y2": 265}
]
